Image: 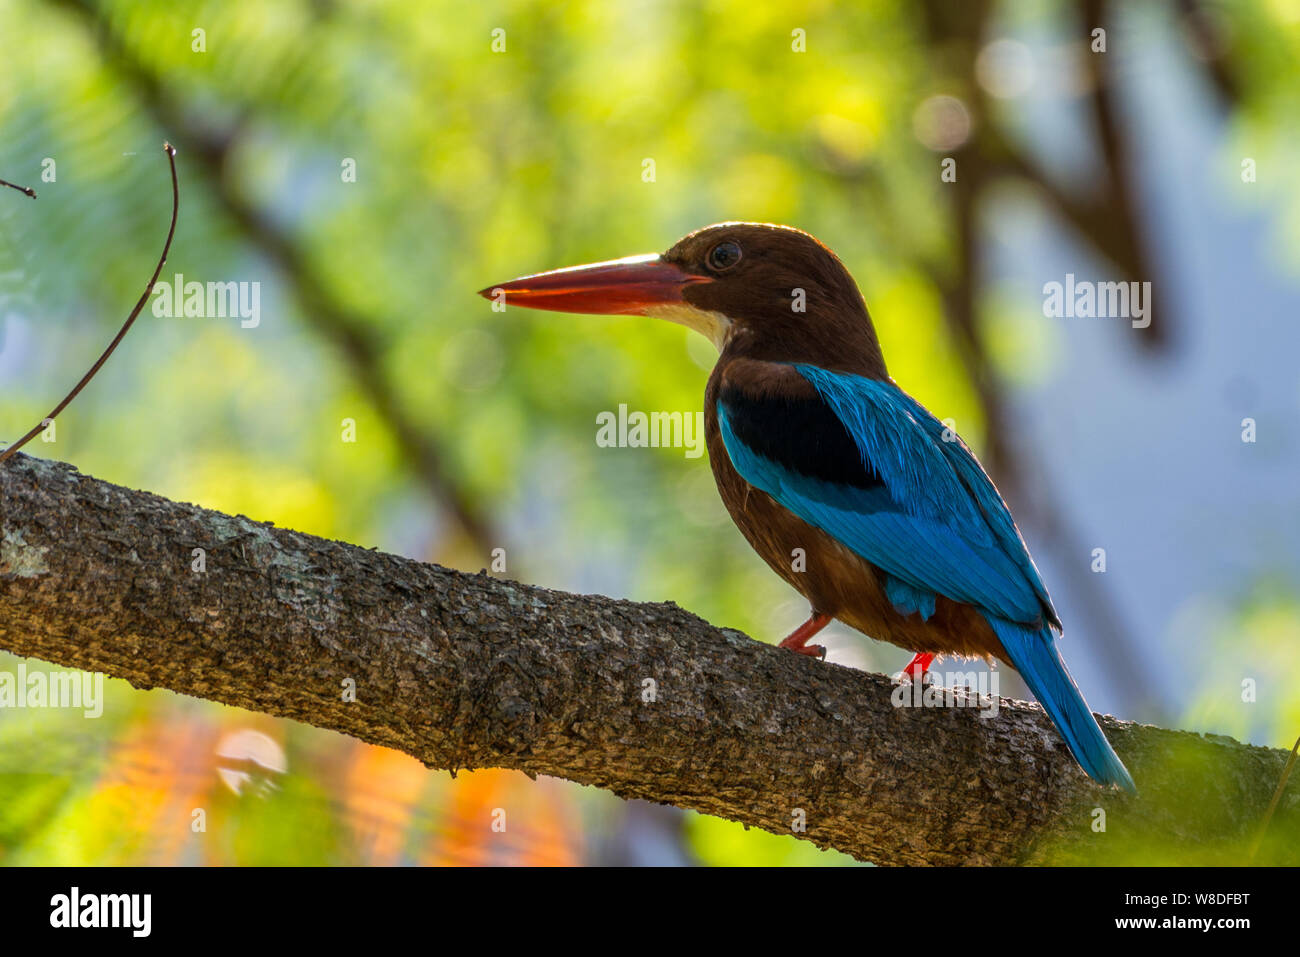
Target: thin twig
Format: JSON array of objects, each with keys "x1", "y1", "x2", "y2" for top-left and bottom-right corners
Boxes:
[
  {"x1": 53, "y1": 0, "x2": 498, "y2": 552},
  {"x1": 0, "y1": 177, "x2": 37, "y2": 198},
  {"x1": 0, "y1": 143, "x2": 178, "y2": 464},
  {"x1": 1249, "y1": 734, "x2": 1300, "y2": 861}
]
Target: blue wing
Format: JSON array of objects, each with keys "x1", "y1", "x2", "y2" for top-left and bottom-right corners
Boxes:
[
  {"x1": 715, "y1": 362, "x2": 1136, "y2": 790},
  {"x1": 715, "y1": 363, "x2": 1057, "y2": 629}
]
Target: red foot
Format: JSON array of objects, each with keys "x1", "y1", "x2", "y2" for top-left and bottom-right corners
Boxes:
[
  {"x1": 779, "y1": 612, "x2": 832, "y2": 659},
  {"x1": 901, "y1": 652, "x2": 935, "y2": 680}
]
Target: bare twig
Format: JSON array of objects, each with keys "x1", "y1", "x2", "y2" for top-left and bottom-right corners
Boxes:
[
  {"x1": 51, "y1": 0, "x2": 497, "y2": 552},
  {"x1": 1250, "y1": 734, "x2": 1300, "y2": 861},
  {"x1": 0, "y1": 144, "x2": 179, "y2": 464},
  {"x1": 0, "y1": 177, "x2": 37, "y2": 198}
]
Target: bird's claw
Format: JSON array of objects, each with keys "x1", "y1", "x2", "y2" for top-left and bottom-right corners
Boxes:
[
  {"x1": 893, "y1": 668, "x2": 932, "y2": 686},
  {"x1": 778, "y1": 612, "x2": 833, "y2": 660},
  {"x1": 783, "y1": 642, "x2": 826, "y2": 660}
]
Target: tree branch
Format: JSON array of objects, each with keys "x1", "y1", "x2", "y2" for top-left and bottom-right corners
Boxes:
[{"x1": 1, "y1": 453, "x2": 1295, "y2": 864}]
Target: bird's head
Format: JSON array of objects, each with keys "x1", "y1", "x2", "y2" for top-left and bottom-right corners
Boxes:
[{"x1": 479, "y1": 222, "x2": 886, "y2": 376}]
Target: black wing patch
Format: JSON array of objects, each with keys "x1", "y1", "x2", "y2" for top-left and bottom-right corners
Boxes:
[{"x1": 717, "y1": 383, "x2": 885, "y2": 490}]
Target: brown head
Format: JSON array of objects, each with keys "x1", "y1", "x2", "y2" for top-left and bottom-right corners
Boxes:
[{"x1": 479, "y1": 222, "x2": 888, "y2": 378}]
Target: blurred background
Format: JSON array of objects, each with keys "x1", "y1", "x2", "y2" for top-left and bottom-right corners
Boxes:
[{"x1": 1, "y1": 0, "x2": 1298, "y2": 865}]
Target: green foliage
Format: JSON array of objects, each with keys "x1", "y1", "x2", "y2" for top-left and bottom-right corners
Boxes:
[{"x1": 2, "y1": 0, "x2": 1298, "y2": 866}]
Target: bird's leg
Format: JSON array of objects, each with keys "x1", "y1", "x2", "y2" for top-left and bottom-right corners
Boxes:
[
  {"x1": 900, "y1": 652, "x2": 936, "y2": 682},
  {"x1": 779, "y1": 612, "x2": 832, "y2": 659}
]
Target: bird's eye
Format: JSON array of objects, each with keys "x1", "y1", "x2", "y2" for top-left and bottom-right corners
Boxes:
[{"x1": 706, "y1": 241, "x2": 742, "y2": 272}]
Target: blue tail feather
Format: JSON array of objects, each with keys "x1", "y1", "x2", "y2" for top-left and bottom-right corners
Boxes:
[{"x1": 988, "y1": 618, "x2": 1136, "y2": 793}]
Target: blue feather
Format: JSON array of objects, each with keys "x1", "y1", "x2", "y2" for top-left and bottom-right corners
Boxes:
[
  {"x1": 989, "y1": 619, "x2": 1136, "y2": 791},
  {"x1": 716, "y1": 364, "x2": 1134, "y2": 790},
  {"x1": 882, "y1": 573, "x2": 936, "y2": 621},
  {"x1": 717, "y1": 370, "x2": 1047, "y2": 626},
  {"x1": 792, "y1": 364, "x2": 1057, "y2": 626}
]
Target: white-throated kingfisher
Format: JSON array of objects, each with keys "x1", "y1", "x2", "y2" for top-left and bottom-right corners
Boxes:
[{"x1": 480, "y1": 222, "x2": 1135, "y2": 791}]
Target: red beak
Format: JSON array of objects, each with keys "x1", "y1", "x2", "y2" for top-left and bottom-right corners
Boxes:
[{"x1": 478, "y1": 254, "x2": 712, "y2": 315}]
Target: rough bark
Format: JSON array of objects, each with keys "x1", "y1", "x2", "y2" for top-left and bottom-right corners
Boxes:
[{"x1": 1, "y1": 453, "x2": 1295, "y2": 865}]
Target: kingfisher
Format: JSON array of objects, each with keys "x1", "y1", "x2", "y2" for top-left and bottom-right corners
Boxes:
[{"x1": 480, "y1": 222, "x2": 1135, "y2": 791}]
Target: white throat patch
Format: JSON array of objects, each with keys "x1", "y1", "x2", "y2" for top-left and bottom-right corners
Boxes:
[{"x1": 644, "y1": 302, "x2": 734, "y2": 352}]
